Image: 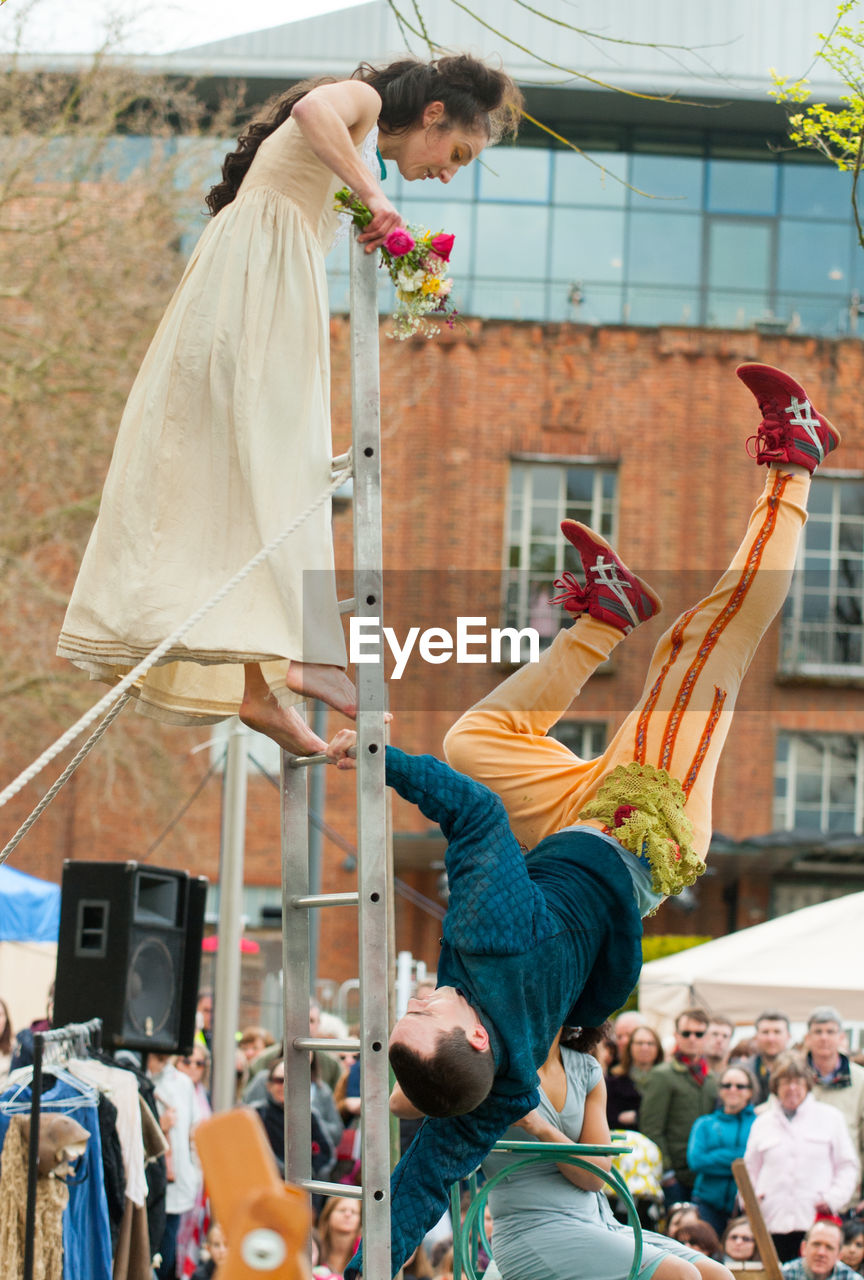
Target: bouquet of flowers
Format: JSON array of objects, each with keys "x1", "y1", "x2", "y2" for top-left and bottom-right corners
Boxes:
[{"x1": 335, "y1": 188, "x2": 459, "y2": 340}]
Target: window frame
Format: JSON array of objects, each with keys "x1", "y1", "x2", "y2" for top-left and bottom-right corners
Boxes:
[
  {"x1": 774, "y1": 731, "x2": 864, "y2": 836},
  {"x1": 502, "y1": 455, "x2": 619, "y2": 640},
  {"x1": 779, "y1": 472, "x2": 864, "y2": 678}
]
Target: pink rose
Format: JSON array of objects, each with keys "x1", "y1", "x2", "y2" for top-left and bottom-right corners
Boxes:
[
  {"x1": 383, "y1": 228, "x2": 415, "y2": 257},
  {"x1": 430, "y1": 232, "x2": 455, "y2": 262}
]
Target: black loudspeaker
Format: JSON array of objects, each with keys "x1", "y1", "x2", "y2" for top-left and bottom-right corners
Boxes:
[{"x1": 53, "y1": 861, "x2": 208, "y2": 1054}]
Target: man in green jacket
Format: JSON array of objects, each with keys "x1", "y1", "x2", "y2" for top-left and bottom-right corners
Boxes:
[{"x1": 639, "y1": 1006, "x2": 719, "y2": 1207}]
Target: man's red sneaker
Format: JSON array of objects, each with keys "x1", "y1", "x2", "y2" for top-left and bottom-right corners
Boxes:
[
  {"x1": 737, "y1": 363, "x2": 841, "y2": 473},
  {"x1": 551, "y1": 522, "x2": 662, "y2": 635}
]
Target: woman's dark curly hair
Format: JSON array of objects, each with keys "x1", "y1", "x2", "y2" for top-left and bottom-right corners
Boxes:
[{"x1": 206, "y1": 54, "x2": 523, "y2": 215}]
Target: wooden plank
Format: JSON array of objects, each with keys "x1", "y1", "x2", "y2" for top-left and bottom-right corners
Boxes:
[{"x1": 731, "y1": 1157, "x2": 784, "y2": 1280}]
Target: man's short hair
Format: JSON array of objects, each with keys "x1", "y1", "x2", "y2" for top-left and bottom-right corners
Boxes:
[
  {"x1": 807, "y1": 1005, "x2": 843, "y2": 1029},
  {"x1": 755, "y1": 1010, "x2": 790, "y2": 1029},
  {"x1": 389, "y1": 1027, "x2": 495, "y2": 1118},
  {"x1": 707, "y1": 1016, "x2": 735, "y2": 1031},
  {"x1": 675, "y1": 1007, "x2": 709, "y2": 1029}
]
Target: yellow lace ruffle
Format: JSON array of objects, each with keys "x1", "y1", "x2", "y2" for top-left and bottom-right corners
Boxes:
[{"x1": 578, "y1": 762, "x2": 704, "y2": 897}]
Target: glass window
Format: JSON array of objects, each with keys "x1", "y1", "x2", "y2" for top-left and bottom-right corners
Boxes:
[
  {"x1": 777, "y1": 219, "x2": 852, "y2": 295},
  {"x1": 398, "y1": 198, "x2": 475, "y2": 265},
  {"x1": 627, "y1": 211, "x2": 702, "y2": 286},
  {"x1": 781, "y1": 295, "x2": 852, "y2": 339},
  {"x1": 388, "y1": 164, "x2": 476, "y2": 203},
  {"x1": 550, "y1": 208, "x2": 625, "y2": 283},
  {"x1": 773, "y1": 733, "x2": 863, "y2": 834},
  {"x1": 781, "y1": 161, "x2": 854, "y2": 218},
  {"x1": 470, "y1": 280, "x2": 548, "y2": 320},
  {"x1": 780, "y1": 476, "x2": 864, "y2": 673},
  {"x1": 625, "y1": 286, "x2": 701, "y2": 327},
  {"x1": 552, "y1": 149, "x2": 628, "y2": 207},
  {"x1": 708, "y1": 220, "x2": 772, "y2": 291},
  {"x1": 546, "y1": 282, "x2": 623, "y2": 325},
  {"x1": 630, "y1": 153, "x2": 703, "y2": 209},
  {"x1": 707, "y1": 159, "x2": 778, "y2": 214},
  {"x1": 474, "y1": 204, "x2": 549, "y2": 279},
  {"x1": 504, "y1": 462, "x2": 617, "y2": 641},
  {"x1": 550, "y1": 721, "x2": 607, "y2": 756},
  {"x1": 479, "y1": 146, "x2": 550, "y2": 202},
  {"x1": 705, "y1": 291, "x2": 770, "y2": 330},
  {"x1": 95, "y1": 135, "x2": 157, "y2": 180}
]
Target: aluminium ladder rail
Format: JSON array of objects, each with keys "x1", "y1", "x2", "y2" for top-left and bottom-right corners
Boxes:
[{"x1": 280, "y1": 232, "x2": 393, "y2": 1279}]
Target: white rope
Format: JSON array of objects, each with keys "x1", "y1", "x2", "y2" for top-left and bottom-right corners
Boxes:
[
  {"x1": 0, "y1": 462, "x2": 353, "y2": 815},
  {"x1": 0, "y1": 693, "x2": 132, "y2": 866}
]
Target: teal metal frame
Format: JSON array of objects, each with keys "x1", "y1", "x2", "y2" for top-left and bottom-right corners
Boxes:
[{"x1": 451, "y1": 1140, "x2": 643, "y2": 1280}]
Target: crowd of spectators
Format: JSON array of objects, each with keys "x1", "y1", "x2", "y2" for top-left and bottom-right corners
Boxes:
[
  {"x1": 13, "y1": 977, "x2": 863, "y2": 1280},
  {"x1": 593, "y1": 1002, "x2": 864, "y2": 1280}
]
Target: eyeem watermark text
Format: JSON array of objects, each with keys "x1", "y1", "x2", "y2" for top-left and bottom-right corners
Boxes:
[{"x1": 350, "y1": 616, "x2": 540, "y2": 678}]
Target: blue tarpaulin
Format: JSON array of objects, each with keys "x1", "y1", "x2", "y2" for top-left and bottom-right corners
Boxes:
[{"x1": 0, "y1": 864, "x2": 60, "y2": 942}]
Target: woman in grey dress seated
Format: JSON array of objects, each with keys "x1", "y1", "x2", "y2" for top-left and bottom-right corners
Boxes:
[{"x1": 481, "y1": 1028, "x2": 735, "y2": 1280}]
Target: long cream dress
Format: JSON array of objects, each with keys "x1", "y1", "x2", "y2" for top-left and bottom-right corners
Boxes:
[{"x1": 57, "y1": 117, "x2": 365, "y2": 724}]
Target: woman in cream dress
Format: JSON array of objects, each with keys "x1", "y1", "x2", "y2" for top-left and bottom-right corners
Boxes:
[{"x1": 58, "y1": 58, "x2": 520, "y2": 753}]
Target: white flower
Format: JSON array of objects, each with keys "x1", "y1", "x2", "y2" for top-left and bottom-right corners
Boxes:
[{"x1": 396, "y1": 268, "x2": 425, "y2": 293}]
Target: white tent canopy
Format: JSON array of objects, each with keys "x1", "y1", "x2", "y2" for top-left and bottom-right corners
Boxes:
[{"x1": 639, "y1": 891, "x2": 864, "y2": 1032}]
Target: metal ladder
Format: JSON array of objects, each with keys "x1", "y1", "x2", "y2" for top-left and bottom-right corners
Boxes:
[{"x1": 280, "y1": 233, "x2": 393, "y2": 1279}]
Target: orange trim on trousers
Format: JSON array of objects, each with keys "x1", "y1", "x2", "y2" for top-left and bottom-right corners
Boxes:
[{"x1": 443, "y1": 469, "x2": 809, "y2": 870}]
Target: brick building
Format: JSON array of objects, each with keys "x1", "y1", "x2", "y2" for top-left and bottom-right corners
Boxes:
[{"x1": 5, "y1": 0, "x2": 864, "y2": 1022}]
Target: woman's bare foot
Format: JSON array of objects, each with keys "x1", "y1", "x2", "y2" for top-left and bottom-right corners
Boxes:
[
  {"x1": 284, "y1": 662, "x2": 357, "y2": 719},
  {"x1": 240, "y1": 665, "x2": 328, "y2": 755}
]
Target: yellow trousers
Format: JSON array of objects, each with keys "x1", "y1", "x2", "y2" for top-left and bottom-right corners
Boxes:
[{"x1": 444, "y1": 468, "x2": 809, "y2": 865}]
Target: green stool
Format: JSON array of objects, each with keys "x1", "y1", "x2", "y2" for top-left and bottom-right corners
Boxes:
[{"x1": 451, "y1": 1140, "x2": 643, "y2": 1280}]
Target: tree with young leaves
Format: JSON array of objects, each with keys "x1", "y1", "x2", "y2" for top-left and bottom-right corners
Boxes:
[
  {"x1": 0, "y1": 45, "x2": 241, "y2": 847},
  {"x1": 772, "y1": 0, "x2": 864, "y2": 244}
]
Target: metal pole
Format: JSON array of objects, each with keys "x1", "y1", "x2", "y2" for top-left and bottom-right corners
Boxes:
[
  {"x1": 212, "y1": 716, "x2": 247, "y2": 1112},
  {"x1": 22, "y1": 1031, "x2": 44, "y2": 1280},
  {"x1": 281, "y1": 742, "x2": 312, "y2": 1185},
  {"x1": 350, "y1": 230, "x2": 392, "y2": 1280},
  {"x1": 307, "y1": 698, "x2": 328, "y2": 992}
]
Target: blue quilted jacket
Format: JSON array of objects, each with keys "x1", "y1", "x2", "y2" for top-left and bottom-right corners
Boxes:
[{"x1": 346, "y1": 746, "x2": 643, "y2": 1279}]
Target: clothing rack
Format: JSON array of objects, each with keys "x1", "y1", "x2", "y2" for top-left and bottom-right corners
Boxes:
[
  {"x1": 23, "y1": 1017, "x2": 103, "y2": 1280},
  {"x1": 280, "y1": 231, "x2": 394, "y2": 1277}
]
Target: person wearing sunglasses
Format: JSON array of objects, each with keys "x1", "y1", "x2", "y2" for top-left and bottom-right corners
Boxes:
[
  {"x1": 640, "y1": 1010, "x2": 719, "y2": 1210},
  {"x1": 720, "y1": 1216, "x2": 759, "y2": 1268},
  {"x1": 687, "y1": 1065, "x2": 758, "y2": 1236}
]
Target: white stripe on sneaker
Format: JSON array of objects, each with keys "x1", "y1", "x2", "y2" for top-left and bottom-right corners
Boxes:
[{"x1": 590, "y1": 556, "x2": 641, "y2": 628}]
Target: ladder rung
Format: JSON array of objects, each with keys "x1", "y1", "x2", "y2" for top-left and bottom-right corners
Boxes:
[
  {"x1": 292, "y1": 892, "x2": 359, "y2": 908},
  {"x1": 299, "y1": 1178, "x2": 362, "y2": 1199},
  {"x1": 287, "y1": 745, "x2": 355, "y2": 769},
  {"x1": 338, "y1": 597, "x2": 357, "y2": 614},
  {"x1": 294, "y1": 1036, "x2": 361, "y2": 1053}
]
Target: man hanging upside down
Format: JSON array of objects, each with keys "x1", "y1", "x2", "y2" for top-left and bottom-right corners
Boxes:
[{"x1": 326, "y1": 363, "x2": 841, "y2": 1279}]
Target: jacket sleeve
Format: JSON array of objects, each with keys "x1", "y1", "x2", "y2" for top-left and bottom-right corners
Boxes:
[
  {"x1": 686, "y1": 1114, "x2": 743, "y2": 1174},
  {"x1": 344, "y1": 1088, "x2": 536, "y2": 1280},
  {"x1": 385, "y1": 747, "x2": 547, "y2": 954},
  {"x1": 824, "y1": 1112, "x2": 860, "y2": 1211},
  {"x1": 638, "y1": 1069, "x2": 672, "y2": 1172},
  {"x1": 743, "y1": 1119, "x2": 765, "y2": 1189}
]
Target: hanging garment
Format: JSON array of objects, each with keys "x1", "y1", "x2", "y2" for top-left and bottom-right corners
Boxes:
[
  {"x1": 0, "y1": 1073, "x2": 113, "y2": 1280},
  {"x1": 0, "y1": 1114, "x2": 67, "y2": 1280},
  {"x1": 69, "y1": 1058, "x2": 148, "y2": 1207}
]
